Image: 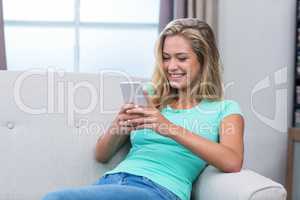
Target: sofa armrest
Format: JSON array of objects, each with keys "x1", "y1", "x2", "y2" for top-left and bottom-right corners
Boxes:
[{"x1": 191, "y1": 165, "x2": 287, "y2": 200}]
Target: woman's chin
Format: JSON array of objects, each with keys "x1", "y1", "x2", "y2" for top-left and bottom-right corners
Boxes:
[{"x1": 169, "y1": 81, "x2": 185, "y2": 89}]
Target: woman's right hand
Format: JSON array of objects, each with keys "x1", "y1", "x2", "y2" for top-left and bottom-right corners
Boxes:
[
  {"x1": 95, "y1": 103, "x2": 141, "y2": 163},
  {"x1": 112, "y1": 103, "x2": 142, "y2": 135}
]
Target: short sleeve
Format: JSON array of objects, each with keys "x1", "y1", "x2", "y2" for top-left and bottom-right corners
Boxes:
[
  {"x1": 143, "y1": 82, "x2": 155, "y2": 96},
  {"x1": 219, "y1": 100, "x2": 244, "y2": 121}
]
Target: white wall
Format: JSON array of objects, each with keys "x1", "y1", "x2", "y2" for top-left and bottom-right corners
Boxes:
[{"x1": 218, "y1": 0, "x2": 295, "y2": 191}]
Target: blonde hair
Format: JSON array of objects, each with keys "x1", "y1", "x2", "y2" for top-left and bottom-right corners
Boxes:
[{"x1": 150, "y1": 18, "x2": 224, "y2": 110}]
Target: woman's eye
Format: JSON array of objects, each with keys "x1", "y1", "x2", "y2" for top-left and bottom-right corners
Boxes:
[
  {"x1": 178, "y1": 57, "x2": 187, "y2": 61},
  {"x1": 162, "y1": 57, "x2": 170, "y2": 61}
]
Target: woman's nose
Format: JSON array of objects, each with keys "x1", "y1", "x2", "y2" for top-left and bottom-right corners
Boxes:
[{"x1": 167, "y1": 58, "x2": 178, "y2": 70}]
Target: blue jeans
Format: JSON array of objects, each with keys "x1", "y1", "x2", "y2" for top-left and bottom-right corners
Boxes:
[{"x1": 41, "y1": 172, "x2": 181, "y2": 200}]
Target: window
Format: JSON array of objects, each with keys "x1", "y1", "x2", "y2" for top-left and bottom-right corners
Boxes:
[{"x1": 3, "y1": 0, "x2": 159, "y2": 78}]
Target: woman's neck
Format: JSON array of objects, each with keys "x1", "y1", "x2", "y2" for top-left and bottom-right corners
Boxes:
[
  {"x1": 169, "y1": 88, "x2": 199, "y2": 109},
  {"x1": 170, "y1": 96, "x2": 199, "y2": 109}
]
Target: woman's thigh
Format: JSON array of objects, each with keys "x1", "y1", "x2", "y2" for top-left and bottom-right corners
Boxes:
[
  {"x1": 41, "y1": 184, "x2": 160, "y2": 200},
  {"x1": 93, "y1": 172, "x2": 180, "y2": 200}
]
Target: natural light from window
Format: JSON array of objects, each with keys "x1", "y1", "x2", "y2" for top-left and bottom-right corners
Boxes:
[{"x1": 3, "y1": 0, "x2": 160, "y2": 78}]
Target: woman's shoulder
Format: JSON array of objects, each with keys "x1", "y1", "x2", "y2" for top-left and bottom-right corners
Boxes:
[
  {"x1": 203, "y1": 99, "x2": 244, "y2": 119},
  {"x1": 204, "y1": 99, "x2": 240, "y2": 107}
]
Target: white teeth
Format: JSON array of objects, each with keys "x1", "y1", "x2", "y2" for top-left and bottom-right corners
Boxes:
[{"x1": 170, "y1": 73, "x2": 185, "y2": 78}]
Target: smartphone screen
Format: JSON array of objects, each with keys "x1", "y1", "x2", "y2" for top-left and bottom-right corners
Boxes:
[{"x1": 120, "y1": 82, "x2": 148, "y2": 107}]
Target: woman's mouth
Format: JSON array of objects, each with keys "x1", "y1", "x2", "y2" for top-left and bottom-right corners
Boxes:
[{"x1": 168, "y1": 73, "x2": 186, "y2": 80}]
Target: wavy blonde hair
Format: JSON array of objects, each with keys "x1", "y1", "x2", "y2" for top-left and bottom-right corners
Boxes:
[{"x1": 149, "y1": 18, "x2": 224, "y2": 110}]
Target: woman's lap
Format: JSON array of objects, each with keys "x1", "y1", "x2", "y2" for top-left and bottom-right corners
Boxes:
[
  {"x1": 41, "y1": 172, "x2": 180, "y2": 200},
  {"x1": 42, "y1": 184, "x2": 157, "y2": 200}
]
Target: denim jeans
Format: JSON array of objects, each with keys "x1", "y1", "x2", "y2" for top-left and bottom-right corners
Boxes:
[{"x1": 41, "y1": 172, "x2": 181, "y2": 200}]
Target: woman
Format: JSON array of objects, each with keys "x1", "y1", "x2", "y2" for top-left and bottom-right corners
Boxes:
[{"x1": 42, "y1": 18, "x2": 244, "y2": 200}]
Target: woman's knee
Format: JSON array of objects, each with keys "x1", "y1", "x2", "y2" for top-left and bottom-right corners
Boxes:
[
  {"x1": 41, "y1": 192, "x2": 60, "y2": 200},
  {"x1": 41, "y1": 190, "x2": 69, "y2": 200}
]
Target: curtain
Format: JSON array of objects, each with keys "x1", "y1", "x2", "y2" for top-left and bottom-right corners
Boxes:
[
  {"x1": 159, "y1": 0, "x2": 218, "y2": 37},
  {"x1": 0, "y1": 0, "x2": 6, "y2": 70}
]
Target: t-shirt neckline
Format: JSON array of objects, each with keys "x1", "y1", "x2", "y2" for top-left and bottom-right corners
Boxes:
[{"x1": 165, "y1": 99, "x2": 206, "y2": 113}]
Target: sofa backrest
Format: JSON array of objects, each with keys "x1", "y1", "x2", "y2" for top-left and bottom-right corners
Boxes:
[{"x1": 0, "y1": 70, "x2": 144, "y2": 200}]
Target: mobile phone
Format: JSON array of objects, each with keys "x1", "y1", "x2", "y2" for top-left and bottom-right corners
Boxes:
[{"x1": 120, "y1": 81, "x2": 148, "y2": 107}]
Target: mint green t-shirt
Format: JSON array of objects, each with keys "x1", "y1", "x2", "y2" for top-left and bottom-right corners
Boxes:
[{"x1": 104, "y1": 85, "x2": 244, "y2": 200}]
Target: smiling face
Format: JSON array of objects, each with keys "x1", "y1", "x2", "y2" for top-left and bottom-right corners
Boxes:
[
  {"x1": 162, "y1": 35, "x2": 201, "y2": 92},
  {"x1": 151, "y1": 19, "x2": 223, "y2": 109}
]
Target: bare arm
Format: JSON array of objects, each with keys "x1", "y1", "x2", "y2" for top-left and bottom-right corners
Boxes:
[
  {"x1": 95, "y1": 119, "x2": 129, "y2": 163},
  {"x1": 95, "y1": 104, "x2": 140, "y2": 163},
  {"x1": 167, "y1": 114, "x2": 244, "y2": 172},
  {"x1": 127, "y1": 105, "x2": 245, "y2": 172}
]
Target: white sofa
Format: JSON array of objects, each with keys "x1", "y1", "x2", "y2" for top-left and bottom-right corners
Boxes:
[{"x1": 0, "y1": 70, "x2": 287, "y2": 200}]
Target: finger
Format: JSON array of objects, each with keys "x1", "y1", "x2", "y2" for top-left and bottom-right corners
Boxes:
[
  {"x1": 119, "y1": 120, "x2": 136, "y2": 128},
  {"x1": 125, "y1": 107, "x2": 146, "y2": 115},
  {"x1": 118, "y1": 126, "x2": 135, "y2": 134},
  {"x1": 118, "y1": 113, "x2": 143, "y2": 121},
  {"x1": 126, "y1": 107, "x2": 155, "y2": 116},
  {"x1": 120, "y1": 103, "x2": 136, "y2": 113},
  {"x1": 129, "y1": 117, "x2": 156, "y2": 126},
  {"x1": 135, "y1": 123, "x2": 154, "y2": 130}
]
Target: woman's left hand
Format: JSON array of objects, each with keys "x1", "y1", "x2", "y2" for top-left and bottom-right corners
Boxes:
[{"x1": 124, "y1": 92, "x2": 171, "y2": 136}]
